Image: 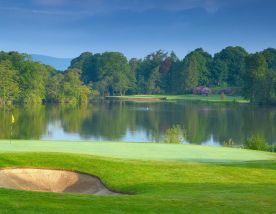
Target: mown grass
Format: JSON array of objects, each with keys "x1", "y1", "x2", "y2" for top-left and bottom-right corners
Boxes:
[
  {"x1": 0, "y1": 141, "x2": 275, "y2": 213},
  {"x1": 0, "y1": 140, "x2": 275, "y2": 163},
  {"x1": 109, "y1": 94, "x2": 249, "y2": 103}
]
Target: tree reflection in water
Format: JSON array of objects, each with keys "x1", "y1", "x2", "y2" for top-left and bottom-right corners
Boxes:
[{"x1": 1, "y1": 101, "x2": 276, "y2": 145}]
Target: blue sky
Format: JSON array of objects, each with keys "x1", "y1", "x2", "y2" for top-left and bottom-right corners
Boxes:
[{"x1": 0, "y1": 0, "x2": 275, "y2": 58}]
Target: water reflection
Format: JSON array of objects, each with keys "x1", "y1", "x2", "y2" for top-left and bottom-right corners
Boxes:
[{"x1": 1, "y1": 101, "x2": 276, "y2": 145}]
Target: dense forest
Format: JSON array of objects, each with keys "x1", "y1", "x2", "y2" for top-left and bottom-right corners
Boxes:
[
  {"x1": 0, "y1": 51, "x2": 91, "y2": 104},
  {"x1": 1, "y1": 46, "x2": 276, "y2": 105},
  {"x1": 70, "y1": 46, "x2": 276, "y2": 104}
]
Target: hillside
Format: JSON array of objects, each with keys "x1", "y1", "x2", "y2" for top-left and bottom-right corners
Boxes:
[{"x1": 31, "y1": 54, "x2": 72, "y2": 71}]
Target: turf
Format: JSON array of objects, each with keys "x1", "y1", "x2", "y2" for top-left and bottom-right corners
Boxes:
[
  {"x1": 0, "y1": 152, "x2": 275, "y2": 213},
  {"x1": 0, "y1": 141, "x2": 275, "y2": 213},
  {"x1": 109, "y1": 94, "x2": 249, "y2": 103},
  {"x1": 0, "y1": 140, "x2": 275, "y2": 163}
]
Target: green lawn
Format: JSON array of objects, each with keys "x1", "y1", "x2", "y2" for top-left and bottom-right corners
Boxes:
[
  {"x1": 0, "y1": 140, "x2": 274, "y2": 163},
  {"x1": 0, "y1": 140, "x2": 275, "y2": 213},
  {"x1": 108, "y1": 94, "x2": 249, "y2": 103}
]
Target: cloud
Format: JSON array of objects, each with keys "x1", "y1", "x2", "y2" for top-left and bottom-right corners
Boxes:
[
  {"x1": 0, "y1": 0, "x2": 254, "y2": 17},
  {"x1": 0, "y1": 0, "x2": 224, "y2": 14},
  {"x1": 32, "y1": 0, "x2": 67, "y2": 6}
]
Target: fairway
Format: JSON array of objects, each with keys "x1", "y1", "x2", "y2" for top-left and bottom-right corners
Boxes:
[
  {"x1": 0, "y1": 150, "x2": 275, "y2": 213},
  {"x1": 0, "y1": 140, "x2": 275, "y2": 163}
]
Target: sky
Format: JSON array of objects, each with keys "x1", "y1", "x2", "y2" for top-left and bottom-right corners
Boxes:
[{"x1": 0, "y1": 0, "x2": 275, "y2": 59}]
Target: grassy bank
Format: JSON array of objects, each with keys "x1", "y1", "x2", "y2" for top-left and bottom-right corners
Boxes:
[
  {"x1": 107, "y1": 94, "x2": 249, "y2": 103},
  {"x1": 0, "y1": 141, "x2": 275, "y2": 213}
]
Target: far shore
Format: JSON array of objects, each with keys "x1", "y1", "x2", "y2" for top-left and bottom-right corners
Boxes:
[{"x1": 106, "y1": 94, "x2": 249, "y2": 103}]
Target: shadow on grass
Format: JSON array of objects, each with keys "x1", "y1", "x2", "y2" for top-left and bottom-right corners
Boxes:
[
  {"x1": 216, "y1": 160, "x2": 276, "y2": 171},
  {"x1": 123, "y1": 182, "x2": 276, "y2": 197}
]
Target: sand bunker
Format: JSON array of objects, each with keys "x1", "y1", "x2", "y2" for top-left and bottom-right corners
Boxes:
[{"x1": 0, "y1": 168, "x2": 120, "y2": 195}]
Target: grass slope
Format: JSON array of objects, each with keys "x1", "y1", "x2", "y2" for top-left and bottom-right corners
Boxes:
[
  {"x1": 0, "y1": 153, "x2": 275, "y2": 213},
  {"x1": 108, "y1": 94, "x2": 248, "y2": 103},
  {"x1": 0, "y1": 141, "x2": 275, "y2": 213},
  {"x1": 0, "y1": 140, "x2": 275, "y2": 163}
]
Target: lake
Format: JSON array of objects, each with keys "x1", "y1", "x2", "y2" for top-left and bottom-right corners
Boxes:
[{"x1": 1, "y1": 100, "x2": 276, "y2": 145}]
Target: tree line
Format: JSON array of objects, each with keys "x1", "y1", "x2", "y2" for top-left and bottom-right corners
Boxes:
[
  {"x1": 1, "y1": 47, "x2": 276, "y2": 105},
  {"x1": 70, "y1": 47, "x2": 276, "y2": 104},
  {"x1": 0, "y1": 51, "x2": 91, "y2": 104}
]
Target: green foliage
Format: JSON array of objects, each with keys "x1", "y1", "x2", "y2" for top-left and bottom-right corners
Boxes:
[
  {"x1": 71, "y1": 52, "x2": 134, "y2": 96},
  {"x1": 223, "y1": 138, "x2": 235, "y2": 147},
  {"x1": 177, "y1": 48, "x2": 212, "y2": 92},
  {"x1": 243, "y1": 134, "x2": 268, "y2": 151},
  {"x1": 46, "y1": 73, "x2": 64, "y2": 102},
  {"x1": 220, "y1": 92, "x2": 225, "y2": 101},
  {"x1": 20, "y1": 61, "x2": 51, "y2": 103},
  {"x1": 69, "y1": 52, "x2": 93, "y2": 70},
  {"x1": 0, "y1": 60, "x2": 20, "y2": 104},
  {"x1": 267, "y1": 144, "x2": 276, "y2": 153},
  {"x1": 210, "y1": 46, "x2": 248, "y2": 87},
  {"x1": 243, "y1": 53, "x2": 270, "y2": 103},
  {"x1": 182, "y1": 55, "x2": 199, "y2": 91},
  {"x1": 1, "y1": 46, "x2": 276, "y2": 105},
  {"x1": 262, "y1": 48, "x2": 276, "y2": 70},
  {"x1": 164, "y1": 125, "x2": 186, "y2": 144},
  {"x1": 0, "y1": 51, "x2": 91, "y2": 104},
  {"x1": 46, "y1": 69, "x2": 91, "y2": 104}
]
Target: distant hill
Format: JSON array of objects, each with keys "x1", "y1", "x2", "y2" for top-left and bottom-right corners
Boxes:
[{"x1": 31, "y1": 54, "x2": 72, "y2": 71}]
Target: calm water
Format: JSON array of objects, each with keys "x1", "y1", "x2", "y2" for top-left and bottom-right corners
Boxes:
[{"x1": 1, "y1": 101, "x2": 276, "y2": 145}]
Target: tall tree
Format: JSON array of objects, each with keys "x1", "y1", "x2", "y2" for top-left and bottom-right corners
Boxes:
[
  {"x1": 243, "y1": 53, "x2": 269, "y2": 103},
  {"x1": 70, "y1": 52, "x2": 93, "y2": 70},
  {"x1": 72, "y1": 52, "x2": 133, "y2": 96},
  {"x1": 211, "y1": 46, "x2": 248, "y2": 86},
  {"x1": 135, "y1": 50, "x2": 175, "y2": 94},
  {"x1": 0, "y1": 60, "x2": 20, "y2": 104},
  {"x1": 180, "y1": 48, "x2": 212, "y2": 91},
  {"x1": 61, "y1": 69, "x2": 91, "y2": 103},
  {"x1": 262, "y1": 48, "x2": 276, "y2": 70},
  {"x1": 20, "y1": 61, "x2": 52, "y2": 103}
]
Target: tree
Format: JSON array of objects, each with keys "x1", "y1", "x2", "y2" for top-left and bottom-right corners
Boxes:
[
  {"x1": 112, "y1": 71, "x2": 130, "y2": 96},
  {"x1": 20, "y1": 61, "x2": 52, "y2": 103},
  {"x1": 0, "y1": 60, "x2": 20, "y2": 104},
  {"x1": 180, "y1": 48, "x2": 212, "y2": 92},
  {"x1": 70, "y1": 52, "x2": 93, "y2": 70},
  {"x1": 211, "y1": 46, "x2": 248, "y2": 86},
  {"x1": 135, "y1": 50, "x2": 175, "y2": 94},
  {"x1": 128, "y1": 58, "x2": 141, "y2": 93},
  {"x1": 243, "y1": 53, "x2": 269, "y2": 103},
  {"x1": 146, "y1": 66, "x2": 161, "y2": 94},
  {"x1": 262, "y1": 48, "x2": 276, "y2": 70},
  {"x1": 46, "y1": 73, "x2": 64, "y2": 102},
  {"x1": 262, "y1": 48, "x2": 276, "y2": 103},
  {"x1": 209, "y1": 58, "x2": 227, "y2": 86},
  {"x1": 61, "y1": 69, "x2": 91, "y2": 103},
  {"x1": 182, "y1": 55, "x2": 199, "y2": 91},
  {"x1": 160, "y1": 51, "x2": 179, "y2": 92},
  {"x1": 72, "y1": 52, "x2": 133, "y2": 96}
]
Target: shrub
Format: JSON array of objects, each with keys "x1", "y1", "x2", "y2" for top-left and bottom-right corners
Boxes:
[
  {"x1": 243, "y1": 134, "x2": 268, "y2": 151},
  {"x1": 220, "y1": 92, "x2": 225, "y2": 101},
  {"x1": 267, "y1": 144, "x2": 276, "y2": 153},
  {"x1": 193, "y1": 86, "x2": 211, "y2": 96},
  {"x1": 164, "y1": 125, "x2": 186, "y2": 144},
  {"x1": 223, "y1": 139, "x2": 235, "y2": 147}
]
